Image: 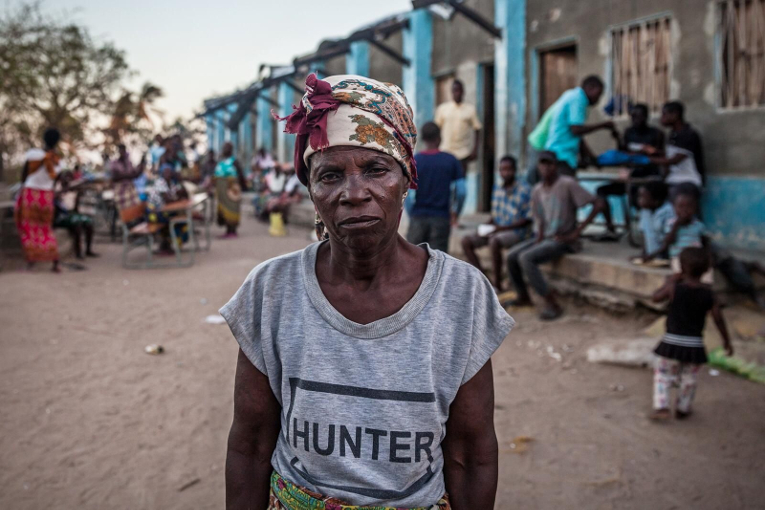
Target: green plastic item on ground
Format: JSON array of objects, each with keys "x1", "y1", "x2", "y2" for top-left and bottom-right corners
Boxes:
[{"x1": 708, "y1": 348, "x2": 765, "y2": 384}]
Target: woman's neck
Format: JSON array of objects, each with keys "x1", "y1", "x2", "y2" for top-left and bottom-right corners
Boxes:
[{"x1": 324, "y1": 233, "x2": 406, "y2": 284}]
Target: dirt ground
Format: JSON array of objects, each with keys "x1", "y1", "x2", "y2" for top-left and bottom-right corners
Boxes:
[{"x1": 1, "y1": 217, "x2": 764, "y2": 510}]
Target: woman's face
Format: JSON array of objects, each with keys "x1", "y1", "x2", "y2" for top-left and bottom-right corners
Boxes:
[{"x1": 309, "y1": 146, "x2": 408, "y2": 251}]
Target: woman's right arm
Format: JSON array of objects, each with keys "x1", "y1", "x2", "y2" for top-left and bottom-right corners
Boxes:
[{"x1": 226, "y1": 348, "x2": 281, "y2": 510}]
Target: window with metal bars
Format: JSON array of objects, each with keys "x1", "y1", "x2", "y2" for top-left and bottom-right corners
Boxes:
[
  {"x1": 719, "y1": 0, "x2": 765, "y2": 108},
  {"x1": 610, "y1": 17, "x2": 672, "y2": 117}
]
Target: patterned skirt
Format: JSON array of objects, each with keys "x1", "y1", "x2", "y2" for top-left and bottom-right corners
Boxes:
[
  {"x1": 15, "y1": 188, "x2": 58, "y2": 262},
  {"x1": 215, "y1": 177, "x2": 241, "y2": 228},
  {"x1": 268, "y1": 472, "x2": 451, "y2": 510}
]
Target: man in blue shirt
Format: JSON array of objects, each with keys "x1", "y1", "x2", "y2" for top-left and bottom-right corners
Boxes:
[
  {"x1": 543, "y1": 75, "x2": 617, "y2": 177},
  {"x1": 462, "y1": 155, "x2": 532, "y2": 291},
  {"x1": 406, "y1": 122, "x2": 466, "y2": 253}
]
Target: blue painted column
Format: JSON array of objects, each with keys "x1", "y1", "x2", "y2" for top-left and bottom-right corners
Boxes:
[
  {"x1": 256, "y1": 94, "x2": 274, "y2": 154},
  {"x1": 494, "y1": 0, "x2": 526, "y2": 165},
  {"x1": 216, "y1": 109, "x2": 225, "y2": 153},
  {"x1": 402, "y1": 9, "x2": 434, "y2": 135},
  {"x1": 226, "y1": 103, "x2": 238, "y2": 153},
  {"x1": 277, "y1": 82, "x2": 296, "y2": 164},
  {"x1": 205, "y1": 114, "x2": 214, "y2": 152},
  {"x1": 310, "y1": 61, "x2": 324, "y2": 80},
  {"x1": 242, "y1": 112, "x2": 253, "y2": 170},
  {"x1": 347, "y1": 41, "x2": 370, "y2": 76}
]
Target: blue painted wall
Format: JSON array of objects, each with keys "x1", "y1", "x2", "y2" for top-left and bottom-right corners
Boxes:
[
  {"x1": 576, "y1": 174, "x2": 765, "y2": 252},
  {"x1": 256, "y1": 95, "x2": 274, "y2": 154},
  {"x1": 242, "y1": 112, "x2": 253, "y2": 168},
  {"x1": 402, "y1": 9, "x2": 434, "y2": 136},
  {"x1": 277, "y1": 82, "x2": 296, "y2": 164},
  {"x1": 463, "y1": 65, "x2": 486, "y2": 215},
  {"x1": 224, "y1": 103, "x2": 238, "y2": 152},
  {"x1": 310, "y1": 61, "x2": 324, "y2": 80},
  {"x1": 703, "y1": 176, "x2": 765, "y2": 251},
  {"x1": 464, "y1": 172, "x2": 479, "y2": 215},
  {"x1": 205, "y1": 114, "x2": 214, "y2": 152},
  {"x1": 215, "y1": 110, "x2": 225, "y2": 153},
  {"x1": 494, "y1": 0, "x2": 526, "y2": 165},
  {"x1": 347, "y1": 41, "x2": 370, "y2": 76}
]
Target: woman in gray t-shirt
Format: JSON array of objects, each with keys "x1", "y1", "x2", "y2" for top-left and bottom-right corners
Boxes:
[{"x1": 222, "y1": 74, "x2": 514, "y2": 510}]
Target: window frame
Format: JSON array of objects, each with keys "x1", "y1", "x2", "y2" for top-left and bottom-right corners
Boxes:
[
  {"x1": 607, "y1": 13, "x2": 675, "y2": 119},
  {"x1": 716, "y1": 0, "x2": 765, "y2": 111}
]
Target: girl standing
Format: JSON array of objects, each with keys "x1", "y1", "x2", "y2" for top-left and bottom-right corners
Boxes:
[{"x1": 650, "y1": 247, "x2": 733, "y2": 420}]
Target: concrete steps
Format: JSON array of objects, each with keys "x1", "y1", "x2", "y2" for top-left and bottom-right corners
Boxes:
[{"x1": 450, "y1": 214, "x2": 764, "y2": 312}]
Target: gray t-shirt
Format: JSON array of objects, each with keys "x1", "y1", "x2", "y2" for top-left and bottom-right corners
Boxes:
[
  {"x1": 531, "y1": 175, "x2": 595, "y2": 238},
  {"x1": 220, "y1": 241, "x2": 514, "y2": 507}
]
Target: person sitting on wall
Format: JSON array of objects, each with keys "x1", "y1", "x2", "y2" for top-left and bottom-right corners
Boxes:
[
  {"x1": 645, "y1": 185, "x2": 765, "y2": 309},
  {"x1": 405, "y1": 121, "x2": 466, "y2": 253},
  {"x1": 262, "y1": 164, "x2": 304, "y2": 222},
  {"x1": 594, "y1": 103, "x2": 666, "y2": 241},
  {"x1": 648, "y1": 101, "x2": 704, "y2": 197},
  {"x1": 631, "y1": 180, "x2": 674, "y2": 267},
  {"x1": 461, "y1": 155, "x2": 532, "y2": 292},
  {"x1": 534, "y1": 75, "x2": 617, "y2": 183},
  {"x1": 506, "y1": 151, "x2": 605, "y2": 320},
  {"x1": 256, "y1": 163, "x2": 287, "y2": 221},
  {"x1": 435, "y1": 79, "x2": 482, "y2": 172}
]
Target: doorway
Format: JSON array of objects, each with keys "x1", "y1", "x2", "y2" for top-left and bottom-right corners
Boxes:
[
  {"x1": 539, "y1": 44, "x2": 577, "y2": 116},
  {"x1": 435, "y1": 74, "x2": 455, "y2": 108},
  {"x1": 480, "y1": 64, "x2": 495, "y2": 212}
]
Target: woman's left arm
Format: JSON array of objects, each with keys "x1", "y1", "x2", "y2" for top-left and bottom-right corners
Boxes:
[{"x1": 443, "y1": 360, "x2": 498, "y2": 510}]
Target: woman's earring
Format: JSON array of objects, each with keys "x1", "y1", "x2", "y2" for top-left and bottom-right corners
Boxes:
[{"x1": 402, "y1": 191, "x2": 409, "y2": 205}]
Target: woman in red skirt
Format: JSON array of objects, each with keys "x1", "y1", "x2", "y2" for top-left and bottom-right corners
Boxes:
[{"x1": 15, "y1": 129, "x2": 63, "y2": 272}]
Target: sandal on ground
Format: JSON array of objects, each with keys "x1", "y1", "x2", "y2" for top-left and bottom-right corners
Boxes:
[{"x1": 675, "y1": 409, "x2": 693, "y2": 420}]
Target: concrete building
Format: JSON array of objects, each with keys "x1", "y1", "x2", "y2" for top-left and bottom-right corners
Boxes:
[{"x1": 203, "y1": 0, "x2": 764, "y2": 251}]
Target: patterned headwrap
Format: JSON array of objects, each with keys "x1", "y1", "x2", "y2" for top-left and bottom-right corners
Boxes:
[{"x1": 276, "y1": 74, "x2": 418, "y2": 190}]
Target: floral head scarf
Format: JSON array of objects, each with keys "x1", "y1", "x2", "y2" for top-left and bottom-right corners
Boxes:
[{"x1": 276, "y1": 74, "x2": 418, "y2": 190}]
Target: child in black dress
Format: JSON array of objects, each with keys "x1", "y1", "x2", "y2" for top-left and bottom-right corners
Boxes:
[{"x1": 650, "y1": 247, "x2": 733, "y2": 420}]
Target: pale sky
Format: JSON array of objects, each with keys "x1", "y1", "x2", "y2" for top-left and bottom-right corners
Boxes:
[{"x1": 44, "y1": 0, "x2": 412, "y2": 123}]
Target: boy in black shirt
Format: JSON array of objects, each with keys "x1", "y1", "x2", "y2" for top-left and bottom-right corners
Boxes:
[{"x1": 596, "y1": 103, "x2": 665, "y2": 240}]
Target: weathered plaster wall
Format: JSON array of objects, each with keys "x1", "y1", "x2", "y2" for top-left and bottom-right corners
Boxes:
[
  {"x1": 525, "y1": 0, "x2": 765, "y2": 249},
  {"x1": 525, "y1": 0, "x2": 765, "y2": 178},
  {"x1": 369, "y1": 31, "x2": 404, "y2": 86}
]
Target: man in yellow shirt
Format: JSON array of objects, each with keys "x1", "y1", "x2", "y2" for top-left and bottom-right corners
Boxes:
[{"x1": 435, "y1": 80, "x2": 482, "y2": 170}]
